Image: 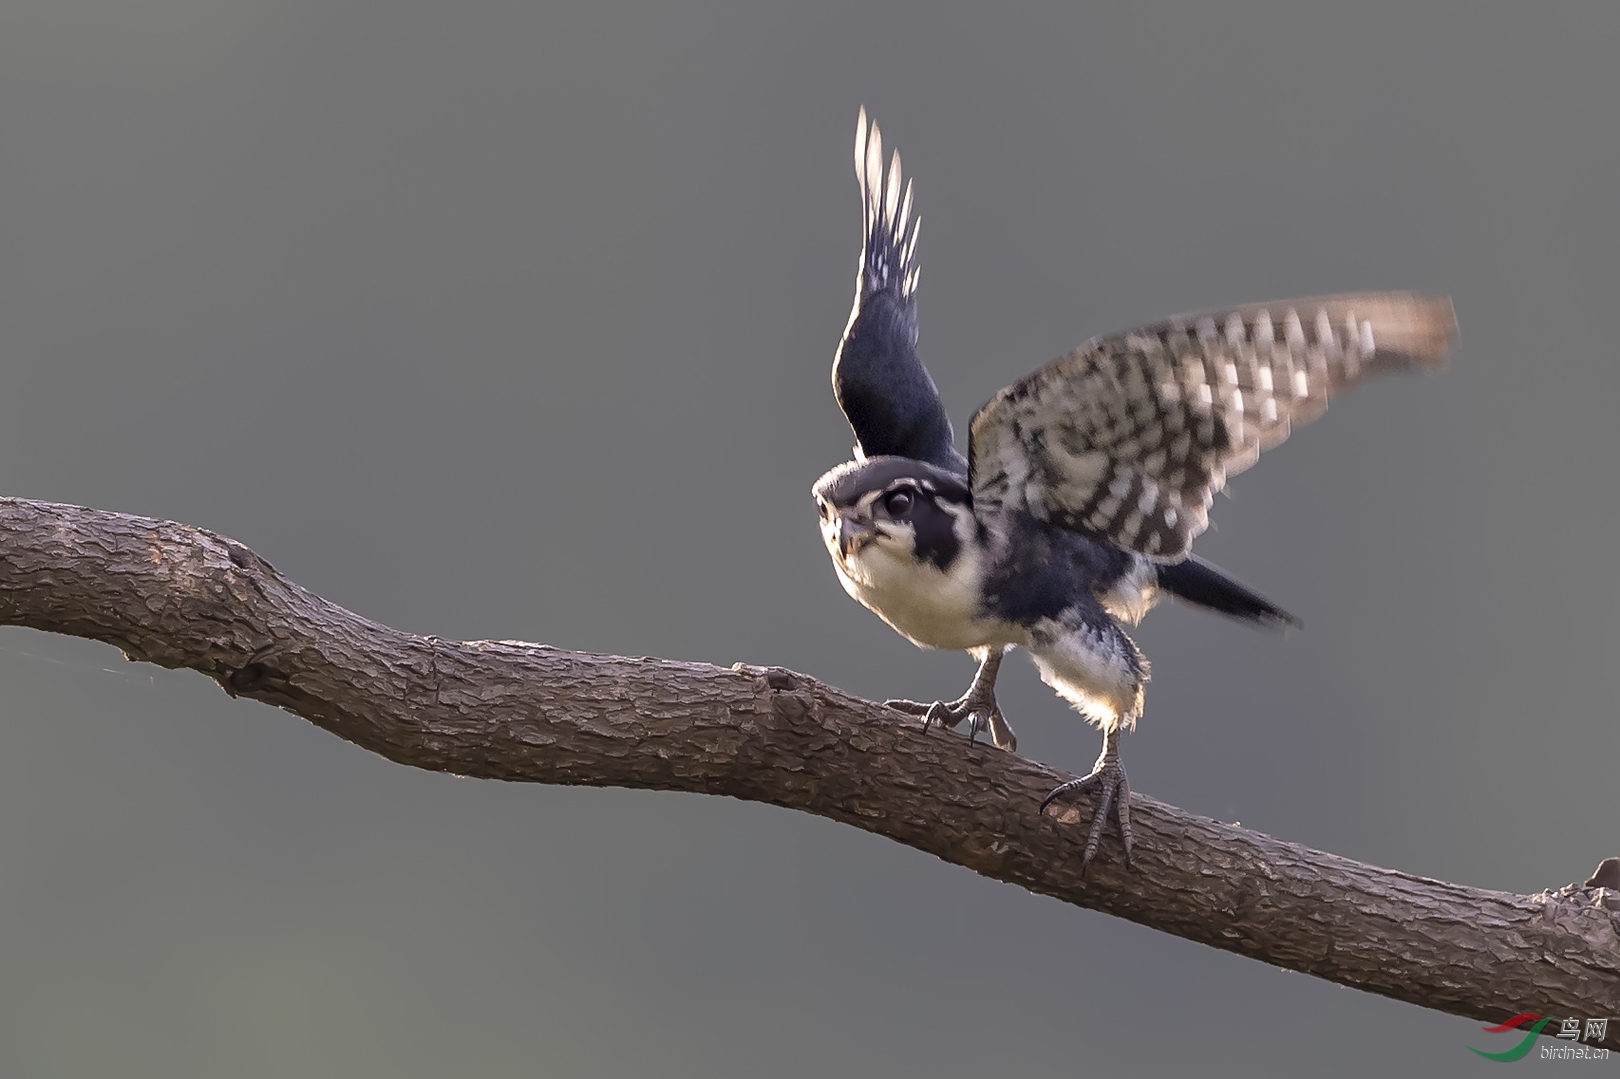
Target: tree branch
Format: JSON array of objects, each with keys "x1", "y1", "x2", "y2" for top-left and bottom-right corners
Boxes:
[{"x1": 0, "y1": 496, "x2": 1614, "y2": 1042}]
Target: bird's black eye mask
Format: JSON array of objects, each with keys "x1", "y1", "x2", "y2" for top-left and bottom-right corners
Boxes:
[{"x1": 873, "y1": 482, "x2": 962, "y2": 571}]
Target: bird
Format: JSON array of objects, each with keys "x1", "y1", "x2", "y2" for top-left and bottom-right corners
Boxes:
[{"x1": 811, "y1": 109, "x2": 1458, "y2": 874}]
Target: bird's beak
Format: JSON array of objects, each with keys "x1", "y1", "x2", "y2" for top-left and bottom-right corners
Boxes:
[{"x1": 838, "y1": 517, "x2": 877, "y2": 559}]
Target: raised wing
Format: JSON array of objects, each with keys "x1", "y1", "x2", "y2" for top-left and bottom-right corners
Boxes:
[
  {"x1": 968, "y1": 292, "x2": 1458, "y2": 560},
  {"x1": 831, "y1": 109, "x2": 965, "y2": 473}
]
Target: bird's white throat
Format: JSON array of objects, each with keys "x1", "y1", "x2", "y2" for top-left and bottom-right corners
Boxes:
[{"x1": 828, "y1": 526, "x2": 1017, "y2": 652}]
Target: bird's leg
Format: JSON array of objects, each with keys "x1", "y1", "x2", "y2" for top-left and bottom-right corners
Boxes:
[
  {"x1": 1039, "y1": 727, "x2": 1133, "y2": 876},
  {"x1": 883, "y1": 646, "x2": 1017, "y2": 751},
  {"x1": 939, "y1": 647, "x2": 1007, "y2": 749}
]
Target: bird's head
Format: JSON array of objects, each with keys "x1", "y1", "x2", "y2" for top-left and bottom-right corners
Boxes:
[{"x1": 811, "y1": 456, "x2": 973, "y2": 582}]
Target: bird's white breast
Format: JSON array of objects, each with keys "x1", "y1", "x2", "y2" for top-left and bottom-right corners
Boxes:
[{"x1": 830, "y1": 536, "x2": 1019, "y2": 652}]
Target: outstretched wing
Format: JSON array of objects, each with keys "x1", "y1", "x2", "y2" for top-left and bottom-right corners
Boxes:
[
  {"x1": 969, "y1": 292, "x2": 1458, "y2": 560},
  {"x1": 831, "y1": 109, "x2": 965, "y2": 473}
]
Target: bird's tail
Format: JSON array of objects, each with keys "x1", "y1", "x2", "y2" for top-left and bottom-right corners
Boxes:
[{"x1": 1156, "y1": 555, "x2": 1300, "y2": 629}]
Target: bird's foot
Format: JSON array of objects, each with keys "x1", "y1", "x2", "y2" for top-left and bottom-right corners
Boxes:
[
  {"x1": 884, "y1": 690, "x2": 1017, "y2": 752},
  {"x1": 1039, "y1": 731, "x2": 1133, "y2": 877}
]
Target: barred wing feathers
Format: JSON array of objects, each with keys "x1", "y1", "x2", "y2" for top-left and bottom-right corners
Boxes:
[{"x1": 968, "y1": 292, "x2": 1457, "y2": 560}]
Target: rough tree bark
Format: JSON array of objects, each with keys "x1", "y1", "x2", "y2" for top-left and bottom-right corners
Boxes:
[{"x1": 0, "y1": 496, "x2": 1615, "y2": 1045}]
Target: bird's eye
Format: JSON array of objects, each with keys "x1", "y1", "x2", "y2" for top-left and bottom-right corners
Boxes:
[{"x1": 883, "y1": 489, "x2": 914, "y2": 516}]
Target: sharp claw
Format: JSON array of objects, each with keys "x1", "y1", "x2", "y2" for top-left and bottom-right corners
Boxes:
[
  {"x1": 883, "y1": 699, "x2": 931, "y2": 715},
  {"x1": 1040, "y1": 772, "x2": 1098, "y2": 814},
  {"x1": 1039, "y1": 777, "x2": 1079, "y2": 815},
  {"x1": 966, "y1": 713, "x2": 987, "y2": 746}
]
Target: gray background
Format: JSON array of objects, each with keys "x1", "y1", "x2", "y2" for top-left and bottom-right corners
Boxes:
[{"x1": 0, "y1": 2, "x2": 1614, "y2": 1075}]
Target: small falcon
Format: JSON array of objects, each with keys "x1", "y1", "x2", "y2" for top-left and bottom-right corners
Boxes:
[{"x1": 812, "y1": 109, "x2": 1457, "y2": 873}]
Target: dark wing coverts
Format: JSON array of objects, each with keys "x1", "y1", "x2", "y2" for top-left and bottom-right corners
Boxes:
[
  {"x1": 969, "y1": 292, "x2": 1458, "y2": 560},
  {"x1": 832, "y1": 110, "x2": 965, "y2": 473}
]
